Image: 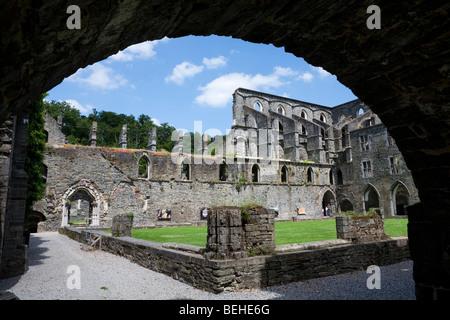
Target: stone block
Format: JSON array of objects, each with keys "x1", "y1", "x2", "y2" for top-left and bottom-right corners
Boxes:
[{"x1": 111, "y1": 214, "x2": 133, "y2": 237}]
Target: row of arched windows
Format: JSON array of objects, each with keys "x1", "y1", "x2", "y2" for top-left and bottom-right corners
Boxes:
[
  {"x1": 137, "y1": 154, "x2": 345, "y2": 187},
  {"x1": 251, "y1": 100, "x2": 330, "y2": 124}
]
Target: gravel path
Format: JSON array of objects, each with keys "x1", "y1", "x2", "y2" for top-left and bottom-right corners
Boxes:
[{"x1": 0, "y1": 232, "x2": 416, "y2": 300}]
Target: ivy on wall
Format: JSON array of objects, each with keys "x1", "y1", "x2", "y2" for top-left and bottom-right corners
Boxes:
[{"x1": 24, "y1": 94, "x2": 47, "y2": 229}]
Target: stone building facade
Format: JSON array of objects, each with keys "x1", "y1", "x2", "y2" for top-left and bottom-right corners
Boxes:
[{"x1": 33, "y1": 88, "x2": 419, "y2": 231}]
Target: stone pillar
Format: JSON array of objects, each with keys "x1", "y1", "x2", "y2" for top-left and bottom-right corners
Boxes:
[
  {"x1": 111, "y1": 214, "x2": 133, "y2": 237},
  {"x1": 147, "y1": 127, "x2": 156, "y2": 151},
  {"x1": 0, "y1": 112, "x2": 29, "y2": 279},
  {"x1": 118, "y1": 124, "x2": 127, "y2": 149},
  {"x1": 205, "y1": 206, "x2": 276, "y2": 260},
  {"x1": 172, "y1": 130, "x2": 184, "y2": 153},
  {"x1": 88, "y1": 121, "x2": 97, "y2": 147},
  {"x1": 407, "y1": 203, "x2": 450, "y2": 300}
]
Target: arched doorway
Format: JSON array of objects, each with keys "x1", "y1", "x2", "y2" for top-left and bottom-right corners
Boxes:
[
  {"x1": 339, "y1": 199, "x2": 354, "y2": 213},
  {"x1": 307, "y1": 167, "x2": 314, "y2": 184},
  {"x1": 281, "y1": 165, "x2": 288, "y2": 183},
  {"x1": 66, "y1": 189, "x2": 94, "y2": 225},
  {"x1": 219, "y1": 161, "x2": 228, "y2": 181},
  {"x1": 322, "y1": 190, "x2": 336, "y2": 217},
  {"x1": 27, "y1": 211, "x2": 46, "y2": 233},
  {"x1": 251, "y1": 164, "x2": 259, "y2": 183},
  {"x1": 337, "y1": 169, "x2": 343, "y2": 185},
  {"x1": 391, "y1": 181, "x2": 410, "y2": 216},
  {"x1": 138, "y1": 155, "x2": 150, "y2": 179},
  {"x1": 363, "y1": 184, "x2": 380, "y2": 214},
  {"x1": 61, "y1": 183, "x2": 102, "y2": 227}
]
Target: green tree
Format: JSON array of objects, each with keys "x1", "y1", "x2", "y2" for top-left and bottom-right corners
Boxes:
[
  {"x1": 43, "y1": 99, "x2": 90, "y2": 144},
  {"x1": 24, "y1": 94, "x2": 47, "y2": 228}
]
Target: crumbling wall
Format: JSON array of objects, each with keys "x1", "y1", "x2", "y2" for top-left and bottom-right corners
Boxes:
[
  {"x1": 336, "y1": 214, "x2": 390, "y2": 243},
  {"x1": 205, "y1": 206, "x2": 275, "y2": 260}
]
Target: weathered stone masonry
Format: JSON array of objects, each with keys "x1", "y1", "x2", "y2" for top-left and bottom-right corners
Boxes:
[
  {"x1": 35, "y1": 88, "x2": 419, "y2": 231},
  {"x1": 0, "y1": 113, "x2": 29, "y2": 279},
  {"x1": 59, "y1": 222, "x2": 410, "y2": 294}
]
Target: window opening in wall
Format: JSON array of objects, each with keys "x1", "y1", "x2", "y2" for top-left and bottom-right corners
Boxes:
[
  {"x1": 244, "y1": 115, "x2": 249, "y2": 127},
  {"x1": 278, "y1": 122, "x2": 284, "y2": 133},
  {"x1": 387, "y1": 134, "x2": 396, "y2": 146},
  {"x1": 364, "y1": 185, "x2": 380, "y2": 213},
  {"x1": 182, "y1": 163, "x2": 190, "y2": 180},
  {"x1": 361, "y1": 160, "x2": 373, "y2": 178},
  {"x1": 341, "y1": 126, "x2": 347, "y2": 148},
  {"x1": 337, "y1": 169, "x2": 343, "y2": 185},
  {"x1": 138, "y1": 156, "x2": 150, "y2": 178},
  {"x1": 339, "y1": 199, "x2": 353, "y2": 212},
  {"x1": 300, "y1": 110, "x2": 307, "y2": 119},
  {"x1": 219, "y1": 161, "x2": 228, "y2": 181},
  {"x1": 277, "y1": 105, "x2": 285, "y2": 115},
  {"x1": 357, "y1": 107, "x2": 364, "y2": 116},
  {"x1": 363, "y1": 118, "x2": 373, "y2": 127},
  {"x1": 254, "y1": 101, "x2": 261, "y2": 111},
  {"x1": 320, "y1": 113, "x2": 326, "y2": 123},
  {"x1": 329, "y1": 169, "x2": 334, "y2": 185},
  {"x1": 281, "y1": 165, "x2": 288, "y2": 183},
  {"x1": 44, "y1": 130, "x2": 49, "y2": 142},
  {"x1": 251, "y1": 164, "x2": 259, "y2": 182},
  {"x1": 389, "y1": 156, "x2": 401, "y2": 174},
  {"x1": 301, "y1": 124, "x2": 307, "y2": 135},
  {"x1": 392, "y1": 182, "x2": 409, "y2": 215},
  {"x1": 307, "y1": 167, "x2": 313, "y2": 183},
  {"x1": 359, "y1": 134, "x2": 371, "y2": 151}
]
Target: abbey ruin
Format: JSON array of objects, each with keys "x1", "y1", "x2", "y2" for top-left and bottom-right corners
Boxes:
[{"x1": 29, "y1": 88, "x2": 418, "y2": 232}]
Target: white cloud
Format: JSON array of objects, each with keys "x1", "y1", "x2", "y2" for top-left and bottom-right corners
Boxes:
[
  {"x1": 151, "y1": 118, "x2": 161, "y2": 126},
  {"x1": 67, "y1": 63, "x2": 128, "y2": 90},
  {"x1": 64, "y1": 99, "x2": 93, "y2": 114},
  {"x1": 165, "y1": 61, "x2": 204, "y2": 85},
  {"x1": 195, "y1": 67, "x2": 295, "y2": 108},
  {"x1": 273, "y1": 66, "x2": 298, "y2": 77},
  {"x1": 312, "y1": 66, "x2": 331, "y2": 78},
  {"x1": 109, "y1": 37, "x2": 169, "y2": 62},
  {"x1": 297, "y1": 72, "x2": 314, "y2": 82},
  {"x1": 203, "y1": 56, "x2": 227, "y2": 69}
]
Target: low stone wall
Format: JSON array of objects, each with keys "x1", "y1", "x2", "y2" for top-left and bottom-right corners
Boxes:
[
  {"x1": 205, "y1": 206, "x2": 275, "y2": 260},
  {"x1": 336, "y1": 215, "x2": 390, "y2": 243},
  {"x1": 59, "y1": 226, "x2": 410, "y2": 294}
]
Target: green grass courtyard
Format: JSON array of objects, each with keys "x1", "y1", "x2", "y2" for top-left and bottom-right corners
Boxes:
[{"x1": 128, "y1": 218, "x2": 408, "y2": 247}]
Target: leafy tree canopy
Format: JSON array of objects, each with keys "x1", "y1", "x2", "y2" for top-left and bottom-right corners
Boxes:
[{"x1": 44, "y1": 99, "x2": 175, "y2": 151}]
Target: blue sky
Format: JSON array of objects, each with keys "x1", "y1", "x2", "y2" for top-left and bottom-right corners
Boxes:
[{"x1": 47, "y1": 35, "x2": 357, "y2": 135}]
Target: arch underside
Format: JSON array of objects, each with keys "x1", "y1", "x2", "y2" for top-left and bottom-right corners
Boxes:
[{"x1": 0, "y1": 1, "x2": 448, "y2": 216}]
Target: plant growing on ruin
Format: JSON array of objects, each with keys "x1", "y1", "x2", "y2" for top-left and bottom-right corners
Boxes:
[
  {"x1": 241, "y1": 209, "x2": 250, "y2": 224},
  {"x1": 24, "y1": 94, "x2": 47, "y2": 229},
  {"x1": 234, "y1": 173, "x2": 247, "y2": 192}
]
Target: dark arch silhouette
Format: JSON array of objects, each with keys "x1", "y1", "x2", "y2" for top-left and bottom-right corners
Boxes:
[{"x1": 1, "y1": 1, "x2": 449, "y2": 300}]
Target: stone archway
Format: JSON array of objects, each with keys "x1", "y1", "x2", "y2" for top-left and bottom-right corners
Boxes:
[
  {"x1": 363, "y1": 184, "x2": 381, "y2": 214},
  {"x1": 61, "y1": 182, "x2": 102, "y2": 227},
  {"x1": 321, "y1": 189, "x2": 336, "y2": 217},
  {"x1": 1, "y1": 1, "x2": 449, "y2": 299},
  {"x1": 391, "y1": 181, "x2": 411, "y2": 216}
]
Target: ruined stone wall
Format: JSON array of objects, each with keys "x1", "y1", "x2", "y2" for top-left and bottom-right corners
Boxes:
[
  {"x1": 44, "y1": 113, "x2": 66, "y2": 144},
  {"x1": 0, "y1": 113, "x2": 29, "y2": 278},
  {"x1": 60, "y1": 226, "x2": 410, "y2": 294},
  {"x1": 37, "y1": 144, "x2": 337, "y2": 230},
  {"x1": 344, "y1": 124, "x2": 420, "y2": 216},
  {"x1": 336, "y1": 215, "x2": 390, "y2": 243},
  {"x1": 205, "y1": 206, "x2": 275, "y2": 260}
]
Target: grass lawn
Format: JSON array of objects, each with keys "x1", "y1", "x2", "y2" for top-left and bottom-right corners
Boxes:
[{"x1": 127, "y1": 218, "x2": 408, "y2": 247}]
